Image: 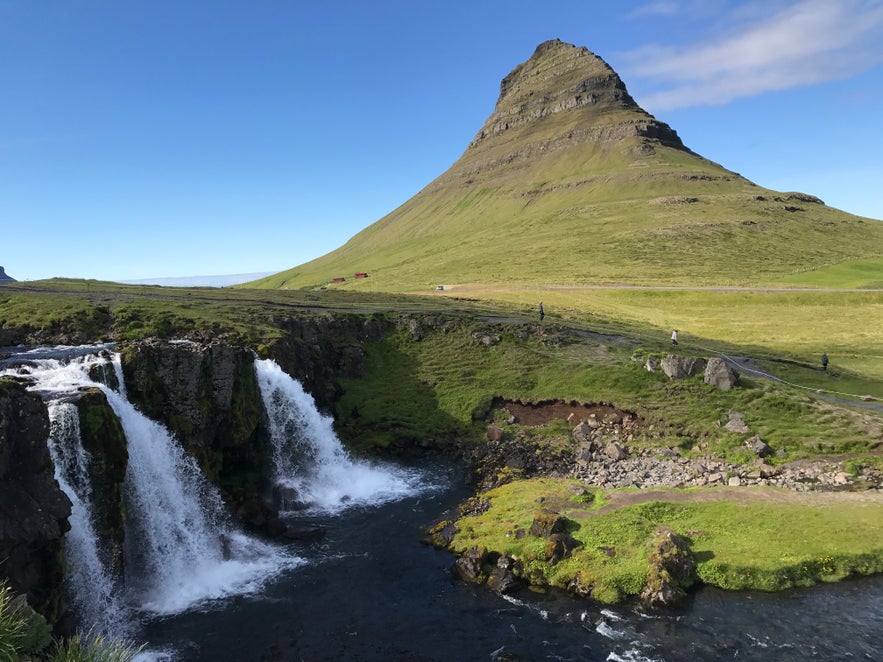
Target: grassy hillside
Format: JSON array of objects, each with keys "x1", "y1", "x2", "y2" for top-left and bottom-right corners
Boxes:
[{"x1": 245, "y1": 41, "x2": 883, "y2": 293}]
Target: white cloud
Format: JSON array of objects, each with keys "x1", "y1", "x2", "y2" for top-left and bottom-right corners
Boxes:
[
  {"x1": 621, "y1": 0, "x2": 883, "y2": 110},
  {"x1": 626, "y1": 2, "x2": 680, "y2": 18}
]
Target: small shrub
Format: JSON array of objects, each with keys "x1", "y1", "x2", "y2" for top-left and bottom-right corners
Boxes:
[
  {"x1": 50, "y1": 630, "x2": 144, "y2": 662},
  {"x1": 0, "y1": 582, "x2": 27, "y2": 661}
]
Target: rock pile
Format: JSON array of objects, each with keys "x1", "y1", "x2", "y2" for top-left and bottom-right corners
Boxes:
[{"x1": 571, "y1": 444, "x2": 880, "y2": 491}]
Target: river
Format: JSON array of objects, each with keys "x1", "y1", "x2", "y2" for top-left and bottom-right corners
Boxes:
[
  {"x1": 138, "y1": 461, "x2": 883, "y2": 661},
  {"x1": 3, "y1": 345, "x2": 881, "y2": 661}
]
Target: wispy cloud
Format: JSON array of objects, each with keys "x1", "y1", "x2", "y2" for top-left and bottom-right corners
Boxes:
[
  {"x1": 621, "y1": 0, "x2": 883, "y2": 111},
  {"x1": 626, "y1": 2, "x2": 680, "y2": 18}
]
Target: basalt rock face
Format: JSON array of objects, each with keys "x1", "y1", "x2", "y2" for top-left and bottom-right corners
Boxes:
[
  {"x1": 469, "y1": 39, "x2": 685, "y2": 155},
  {"x1": 119, "y1": 339, "x2": 276, "y2": 529},
  {"x1": 0, "y1": 378, "x2": 71, "y2": 623},
  {"x1": 436, "y1": 39, "x2": 693, "y2": 190},
  {"x1": 265, "y1": 313, "x2": 385, "y2": 411},
  {"x1": 73, "y1": 387, "x2": 128, "y2": 581}
]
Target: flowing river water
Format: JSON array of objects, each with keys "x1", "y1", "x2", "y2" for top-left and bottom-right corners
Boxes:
[{"x1": 2, "y1": 346, "x2": 881, "y2": 661}]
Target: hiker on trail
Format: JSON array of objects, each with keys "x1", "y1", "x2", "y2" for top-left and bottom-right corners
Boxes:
[
  {"x1": 538, "y1": 301, "x2": 545, "y2": 321},
  {"x1": 821, "y1": 353, "x2": 829, "y2": 372},
  {"x1": 671, "y1": 329, "x2": 678, "y2": 346}
]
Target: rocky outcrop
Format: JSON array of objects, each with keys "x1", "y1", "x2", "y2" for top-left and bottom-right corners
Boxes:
[
  {"x1": 704, "y1": 357, "x2": 739, "y2": 390},
  {"x1": 530, "y1": 510, "x2": 580, "y2": 564},
  {"x1": 120, "y1": 339, "x2": 276, "y2": 530},
  {"x1": 488, "y1": 555, "x2": 522, "y2": 594},
  {"x1": 452, "y1": 546, "x2": 490, "y2": 584},
  {"x1": 0, "y1": 378, "x2": 71, "y2": 623},
  {"x1": 0, "y1": 265, "x2": 15, "y2": 282},
  {"x1": 724, "y1": 410, "x2": 750, "y2": 433},
  {"x1": 661, "y1": 355, "x2": 707, "y2": 380},
  {"x1": 469, "y1": 39, "x2": 686, "y2": 154},
  {"x1": 640, "y1": 527, "x2": 696, "y2": 606},
  {"x1": 265, "y1": 314, "x2": 385, "y2": 412},
  {"x1": 73, "y1": 387, "x2": 128, "y2": 580},
  {"x1": 744, "y1": 434, "x2": 772, "y2": 458}
]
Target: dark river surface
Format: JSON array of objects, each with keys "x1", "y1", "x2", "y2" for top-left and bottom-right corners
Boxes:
[{"x1": 138, "y1": 462, "x2": 883, "y2": 662}]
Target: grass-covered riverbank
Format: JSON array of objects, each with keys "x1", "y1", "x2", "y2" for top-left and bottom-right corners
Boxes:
[{"x1": 443, "y1": 478, "x2": 883, "y2": 603}]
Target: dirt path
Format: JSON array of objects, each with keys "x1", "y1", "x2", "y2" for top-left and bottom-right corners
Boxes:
[
  {"x1": 442, "y1": 283, "x2": 883, "y2": 294},
  {"x1": 538, "y1": 486, "x2": 883, "y2": 521},
  {"x1": 591, "y1": 485, "x2": 883, "y2": 513}
]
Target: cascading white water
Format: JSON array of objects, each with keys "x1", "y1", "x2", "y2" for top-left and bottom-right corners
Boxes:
[
  {"x1": 255, "y1": 358, "x2": 430, "y2": 514},
  {"x1": 46, "y1": 402, "x2": 129, "y2": 637},
  {"x1": 108, "y1": 385, "x2": 295, "y2": 615},
  {"x1": 3, "y1": 349, "x2": 299, "y2": 632}
]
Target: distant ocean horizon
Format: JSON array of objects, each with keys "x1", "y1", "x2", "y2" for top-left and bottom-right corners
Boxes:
[{"x1": 119, "y1": 272, "x2": 274, "y2": 288}]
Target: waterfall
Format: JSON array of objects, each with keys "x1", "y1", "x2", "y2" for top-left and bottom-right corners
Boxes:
[
  {"x1": 46, "y1": 402, "x2": 129, "y2": 637},
  {"x1": 254, "y1": 358, "x2": 429, "y2": 514},
  {"x1": 105, "y1": 384, "x2": 298, "y2": 615},
  {"x1": 3, "y1": 349, "x2": 298, "y2": 634}
]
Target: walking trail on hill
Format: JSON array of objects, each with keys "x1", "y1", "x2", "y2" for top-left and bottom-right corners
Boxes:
[{"x1": 586, "y1": 485, "x2": 883, "y2": 514}]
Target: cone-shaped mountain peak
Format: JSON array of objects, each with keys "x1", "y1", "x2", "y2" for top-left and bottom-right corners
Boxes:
[
  {"x1": 469, "y1": 39, "x2": 684, "y2": 154},
  {"x1": 248, "y1": 41, "x2": 882, "y2": 292}
]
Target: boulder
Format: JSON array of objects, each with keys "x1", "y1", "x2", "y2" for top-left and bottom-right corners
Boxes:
[
  {"x1": 661, "y1": 355, "x2": 707, "y2": 380},
  {"x1": 744, "y1": 434, "x2": 771, "y2": 457},
  {"x1": 604, "y1": 441, "x2": 628, "y2": 461},
  {"x1": 452, "y1": 546, "x2": 489, "y2": 583},
  {"x1": 280, "y1": 524, "x2": 327, "y2": 542},
  {"x1": 545, "y1": 532, "x2": 581, "y2": 564},
  {"x1": 640, "y1": 527, "x2": 696, "y2": 606},
  {"x1": 472, "y1": 332, "x2": 501, "y2": 347},
  {"x1": 488, "y1": 555, "x2": 522, "y2": 594},
  {"x1": 571, "y1": 422, "x2": 594, "y2": 447},
  {"x1": 529, "y1": 509, "x2": 569, "y2": 538},
  {"x1": 487, "y1": 425, "x2": 504, "y2": 442},
  {"x1": 725, "y1": 411, "x2": 750, "y2": 433},
  {"x1": 644, "y1": 355, "x2": 660, "y2": 372},
  {"x1": 704, "y1": 357, "x2": 739, "y2": 390}
]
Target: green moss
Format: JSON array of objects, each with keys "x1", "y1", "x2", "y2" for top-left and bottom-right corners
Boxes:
[{"x1": 448, "y1": 479, "x2": 883, "y2": 602}]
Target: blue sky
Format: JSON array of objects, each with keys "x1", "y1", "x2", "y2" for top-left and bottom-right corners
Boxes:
[{"x1": 2, "y1": 0, "x2": 882, "y2": 283}]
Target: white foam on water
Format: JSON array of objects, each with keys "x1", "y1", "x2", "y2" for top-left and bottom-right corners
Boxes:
[
  {"x1": 47, "y1": 402, "x2": 130, "y2": 637},
  {"x1": 103, "y1": 379, "x2": 300, "y2": 616},
  {"x1": 606, "y1": 651, "x2": 659, "y2": 662},
  {"x1": 596, "y1": 620, "x2": 628, "y2": 640},
  {"x1": 255, "y1": 358, "x2": 434, "y2": 514},
  {"x1": 601, "y1": 608, "x2": 625, "y2": 622},
  {"x1": 6, "y1": 350, "x2": 302, "y2": 630}
]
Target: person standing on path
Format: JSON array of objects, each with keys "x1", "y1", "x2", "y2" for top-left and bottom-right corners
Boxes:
[
  {"x1": 821, "y1": 353, "x2": 829, "y2": 372},
  {"x1": 538, "y1": 301, "x2": 545, "y2": 322},
  {"x1": 671, "y1": 329, "x2": 678, "y2": 346}
]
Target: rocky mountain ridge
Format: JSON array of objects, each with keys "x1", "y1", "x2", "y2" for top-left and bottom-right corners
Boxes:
[{"x1": 468, "y1": 39, "x2": 687, "y2": 155}]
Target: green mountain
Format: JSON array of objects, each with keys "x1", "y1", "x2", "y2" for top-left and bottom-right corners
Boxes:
[{"x1": 249, "y1": 39, "x2": 883, "y2": 292}]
